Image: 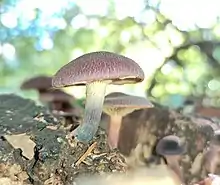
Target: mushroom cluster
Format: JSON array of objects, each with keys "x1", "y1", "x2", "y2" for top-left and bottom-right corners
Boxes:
[
  {"x1": 52, "y1": 51, "x2": 147, "y2": 142},
  {"x1": 18, "y1": 51, "x2": 218, "y2": 184}
]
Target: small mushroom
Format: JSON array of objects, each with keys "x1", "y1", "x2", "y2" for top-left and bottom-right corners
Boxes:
[
  {"x1": 39, "y1": 89, "x2": 74, "y2": 105},
  {"x1": 156, "y1": 135, "x2": 185, "y2": 183},
  {"x1": 41, "y1": 89, "x2": 82, "y2": 127},
  {"x1": 39, "y1": 88, "x2": 79, "y2": 115},
  {"x1": 204, "y1": 130, "x2": 220, "y2": 174},
  {"x1": 103, "y1": 92, "x2": 153, "y2": 149},
  {"x1": 52, "y1": 51, "x2": 144, "y2": 142},
  {"x1": 20, "y1": 75, "x2": 52, "y2": 94}
]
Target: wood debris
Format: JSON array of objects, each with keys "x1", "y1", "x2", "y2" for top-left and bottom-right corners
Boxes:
[{"x1": 75, "y1": 142, "x2": 97, "y2": 166}]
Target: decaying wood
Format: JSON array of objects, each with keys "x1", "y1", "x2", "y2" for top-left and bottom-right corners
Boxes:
[
  {"x1": 0, "y1": 94, "x2": 126, "y2": 185},
  {"x1": 117, "y1": 104, "x2": 217, "y2": 184},
  {"x1": 0, "y1": 94, "x2": 219, "y2": 184}
]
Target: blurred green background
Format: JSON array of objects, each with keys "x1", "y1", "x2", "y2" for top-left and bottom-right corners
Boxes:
[{"x1": 1, "y1": 0, "x2": 220, "y2": 108}]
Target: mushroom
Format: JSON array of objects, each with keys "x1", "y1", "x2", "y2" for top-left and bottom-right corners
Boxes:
[
  {"x1": 204, "y1": 130, "x2": 220, "y2": 174},
  {"x1": 103, "y1": 92, "x2": 153, "y2": 149},
  {"x1": 52, "y1": 51, "x2": 144, "y2": 142},
  {"x1": 20, "y1": 75, "x2": 52, "y2": 94},
  {"x1": 39, "y1": 89, "x2": 74, "y2": 105},
  {"x1": 21, "y1": 76, "x2": 81, "y2": 127},
  {"x1": 156, "y1": 135, "x2": 185, "y2": 183},
  {"x1": 41, "y1": 89, "x2": 82, "y2": 127}
]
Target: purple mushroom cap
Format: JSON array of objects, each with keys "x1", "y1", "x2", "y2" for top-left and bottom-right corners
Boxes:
[{"x1": 52, "y1": 51, "x2": 145, "y2": 87}]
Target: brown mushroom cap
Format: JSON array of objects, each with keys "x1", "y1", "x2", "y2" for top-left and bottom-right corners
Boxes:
[
  {"x1": 52, "y1": 51, "x2": 145, "y2": 88},
  {"x1": 40, "y1": 89, "x2": 74, "y2": 102},
  {"x1": 156, "y1": 135, "x2": 185, "y2": 156},
  {"x1": 103, "y1": 92, "x2": 153, "y2": 116},
  {"x1": 21, "y1": 76, "x2": 52, "y2": 90}
]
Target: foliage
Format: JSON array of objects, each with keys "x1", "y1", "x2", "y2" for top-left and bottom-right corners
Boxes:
[{"x1": 1, "y1": 0, "x2": 220, "y2": 107}]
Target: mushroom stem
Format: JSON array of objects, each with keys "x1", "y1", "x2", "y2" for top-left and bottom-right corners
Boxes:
[
  {"x1": 165, "y1": 155, "x2": 183, "y2": 183},
  {"x1": 108, "y1": 115, "x2": 123, "y2": 149},
  {"x1": 72, "y1": 81, "x2": 108, "y2": 142}
]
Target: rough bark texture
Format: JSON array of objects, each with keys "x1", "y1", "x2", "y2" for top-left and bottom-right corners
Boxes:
[
  {"x1": 0, "y1": 94, "x2": 125, "y2": 185},
  {"x1": 117, "y1": 104, "x2": 217, "y2": 184}
]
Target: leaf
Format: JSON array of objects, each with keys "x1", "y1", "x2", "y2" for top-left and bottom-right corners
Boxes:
[{"x1": 4, "y1": 133, "x2": 36, "y2": 160}]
